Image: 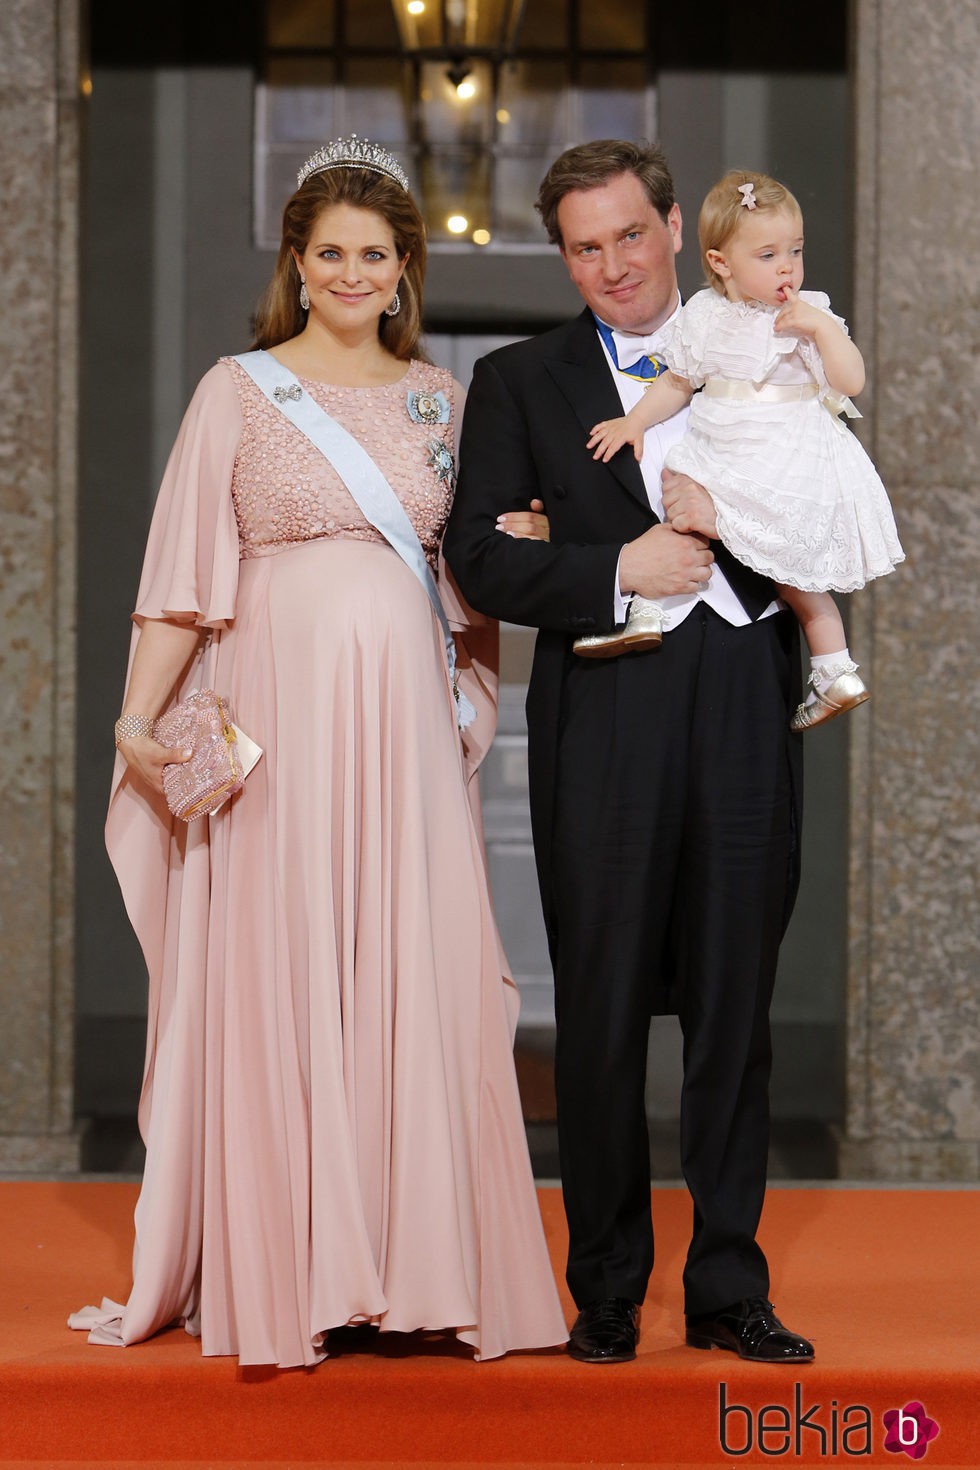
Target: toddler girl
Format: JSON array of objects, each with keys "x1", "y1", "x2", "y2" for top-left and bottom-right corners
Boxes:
[{"x1": 585, "y1": 169, "x2": 904, "y2": 731}]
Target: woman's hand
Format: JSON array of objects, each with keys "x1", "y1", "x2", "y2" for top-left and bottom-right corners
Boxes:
[
  {"x1": 118, "y1": 735, "x2": 192, "y2": 795},
  {"x1": 495, "y1": 498, "x2": 550, "y2": 542},
  {"x1": 113, "y1": 618, "x2": 204, "y2": 794}
]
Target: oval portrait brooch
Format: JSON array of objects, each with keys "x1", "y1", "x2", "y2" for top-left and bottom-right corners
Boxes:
[{"x1": 406, "y1": 389, "x2": 450, "y2": 425}]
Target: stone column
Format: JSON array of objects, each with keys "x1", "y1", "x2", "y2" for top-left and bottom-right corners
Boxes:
[
  {"x1": 0, "y1": 0, "x2": 81, "y2": 1169},
  {"x1": 842, "y1": 0, "x2": 980, "y2": 1179}
]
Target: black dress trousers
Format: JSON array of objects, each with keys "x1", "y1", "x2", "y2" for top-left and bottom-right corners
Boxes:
[{"x1": 548, "y1": 603, "x2": 796, "y2": 1315}]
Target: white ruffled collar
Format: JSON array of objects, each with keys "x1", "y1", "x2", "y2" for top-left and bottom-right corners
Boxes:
[{"x1": 716, "y1": 293, "x2": 779, "y2": 321}]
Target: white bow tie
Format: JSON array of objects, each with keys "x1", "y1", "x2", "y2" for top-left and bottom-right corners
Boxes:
[{"x1": 609, "y1": 328, "x2": 665, "y2": 371}]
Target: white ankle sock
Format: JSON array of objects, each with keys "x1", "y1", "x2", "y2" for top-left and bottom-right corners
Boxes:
[{"x1": 805, "y1": 648, "x2": 857, "y2": 705}]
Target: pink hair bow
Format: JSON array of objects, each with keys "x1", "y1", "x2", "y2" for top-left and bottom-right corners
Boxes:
[{"x1": 738, "y1": 182, "x2": 757, "y2": 209}]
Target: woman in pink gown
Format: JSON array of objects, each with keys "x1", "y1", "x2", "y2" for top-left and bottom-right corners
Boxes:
[{"x1": 70, "y1": 140, "x2": 567, "y2": 1368}]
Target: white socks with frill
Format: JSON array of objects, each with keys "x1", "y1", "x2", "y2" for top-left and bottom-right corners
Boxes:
[{"x1": 805, "y1": 648, "x2": 859, "y2": 707}]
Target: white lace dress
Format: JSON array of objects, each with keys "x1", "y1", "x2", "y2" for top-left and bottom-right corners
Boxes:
[{"x1": 660, "y1": 289, "x2": 904, "y2": 592}]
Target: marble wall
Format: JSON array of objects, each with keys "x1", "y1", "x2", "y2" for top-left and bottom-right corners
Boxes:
[
  {"x1": 842, "y1": 0, "x2": 980, "y2": 1178},
  {"x1": 0, "y1": 0, "x2": 81, "y2": 1168}
]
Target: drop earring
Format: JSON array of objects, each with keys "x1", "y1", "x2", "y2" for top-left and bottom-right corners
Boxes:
[
  {"x1": 385, "y1": 291, "x2": 401, "y2": 318},
  {"x1": 299, "y1": 279, "x2": 310, "y2": 311}
]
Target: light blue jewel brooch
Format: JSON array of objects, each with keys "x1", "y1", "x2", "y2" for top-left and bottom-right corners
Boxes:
[
  {"x1": 426, "y1": 437, "x2": 456, "y2": 489},
  {"x1": 406, "y1": 389, "x2": 450, "y2": 425},
  {"x1": 273, "y1": 383, "x2": 303, "y2": 403}
]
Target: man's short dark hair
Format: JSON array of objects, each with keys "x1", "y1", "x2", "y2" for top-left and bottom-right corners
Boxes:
[{"x1": 535, "y1": 139, "x2": 676, "y2": 247}]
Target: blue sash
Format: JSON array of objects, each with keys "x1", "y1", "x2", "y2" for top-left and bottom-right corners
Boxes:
[{"x1": 232, "y1": 350, "x2": 474, "y2": 729}]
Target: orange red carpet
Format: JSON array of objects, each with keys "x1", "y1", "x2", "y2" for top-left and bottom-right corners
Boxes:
[{"x1": 0, "y1": 1181, "x2": 976, "y2": 1467}]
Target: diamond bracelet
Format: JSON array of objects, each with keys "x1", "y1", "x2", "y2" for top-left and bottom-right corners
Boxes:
[{"x1": 114, "y1": 713, "x2": 156, "y2": 747}]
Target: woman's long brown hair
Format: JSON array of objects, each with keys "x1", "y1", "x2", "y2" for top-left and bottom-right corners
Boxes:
[{"x1": 252, "y1": 167, "x2": 428, "y2": 361}]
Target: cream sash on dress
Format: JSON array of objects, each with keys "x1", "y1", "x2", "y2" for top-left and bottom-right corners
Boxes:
[{"x1": 703, "y1": 375, "x2": 860, "y2": 427}]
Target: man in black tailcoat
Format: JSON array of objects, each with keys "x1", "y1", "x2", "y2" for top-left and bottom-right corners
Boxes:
[{"x1": 443, "y1": 140, "x2": 814, "y2": 1365}]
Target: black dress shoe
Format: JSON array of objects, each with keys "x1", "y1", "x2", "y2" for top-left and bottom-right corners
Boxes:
[
  {"x1": 685, "y1": 1297, "x2": 814, "y2": 1363},
  {"x1": 567, "y1": 1297, "x2": 640, "y2": 1363}
]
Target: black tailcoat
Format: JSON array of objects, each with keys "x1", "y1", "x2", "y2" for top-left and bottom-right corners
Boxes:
[{"x1": 443, "y1": 308, "x2": 802, "y2": 1006}]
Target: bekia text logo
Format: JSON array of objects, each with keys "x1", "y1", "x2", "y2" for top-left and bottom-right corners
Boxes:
[
  {"x1": 718, "y1": 1385, "x2": 941, "y2": 1458},
  {"x1": 883, "y1": 1401, "x2": 940, "y2": 1460}
]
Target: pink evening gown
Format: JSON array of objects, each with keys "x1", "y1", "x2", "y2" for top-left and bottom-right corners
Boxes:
[{"x1": 69, "y1": 358, "x2": 568, "y2": 1367}]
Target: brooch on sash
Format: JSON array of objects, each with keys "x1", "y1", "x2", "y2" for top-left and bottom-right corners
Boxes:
[
  {"x1": 273, "y1": 383, "x2": 303, "y2": 403},
  {"x1": 406, "y1": 389, "x2": 450, "y2": 425}
]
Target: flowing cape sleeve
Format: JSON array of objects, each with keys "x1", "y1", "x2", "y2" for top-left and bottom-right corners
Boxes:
[
  {"x1": 106, "y1": 362, "x2": 243, "y2": 1128},
  {"x1": 440, "y1": 375, "x2": 499, "y2": 799},
  {"x1": 132, "y1": 363, "x2": 243, "y2": 628},
  {"x1": 74, "y1": 365, "x2": 245, "y2": 1347},
  {"x1": 440, "y1": 374, "x2": 511, "y2": 1022},
  {"x1": 439, "y1": 552, "x2": 499, "y2": 786}
]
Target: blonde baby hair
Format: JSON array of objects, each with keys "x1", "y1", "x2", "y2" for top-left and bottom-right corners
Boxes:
[{"x1": 698, "y1": 170, "x2": 802, "y2": 294}]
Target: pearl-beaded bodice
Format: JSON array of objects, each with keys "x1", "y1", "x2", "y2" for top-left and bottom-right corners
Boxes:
[{"x1": 222, "y1": 357, "x2": 456, "y2": 570}]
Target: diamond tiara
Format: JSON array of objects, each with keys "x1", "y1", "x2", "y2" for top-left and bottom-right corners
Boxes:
[{"x1": 297, "y1": 136, "x2": 410, "y2": 193}]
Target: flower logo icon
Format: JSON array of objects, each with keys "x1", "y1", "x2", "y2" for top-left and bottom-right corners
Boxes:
[{"x1": 883, "y1": 1401, "x2": 940, "y2": 1459}]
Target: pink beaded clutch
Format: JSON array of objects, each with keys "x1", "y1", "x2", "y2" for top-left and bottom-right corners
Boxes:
[{"x1": 153, "y1": 690, "x2": 248, "y2": 821}]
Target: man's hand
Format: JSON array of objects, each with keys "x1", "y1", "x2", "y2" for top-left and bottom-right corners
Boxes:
[
  {"x1": 661, "y1": 470, "x2": 718, "y2": 537},
  {"x1": 619, "y1": 522, "x2": 714, "y2": 600}
]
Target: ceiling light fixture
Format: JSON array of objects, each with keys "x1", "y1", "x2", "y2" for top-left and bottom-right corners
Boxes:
[{"x1": 445, "y1": 57, "x2": 472, "y2": 94}]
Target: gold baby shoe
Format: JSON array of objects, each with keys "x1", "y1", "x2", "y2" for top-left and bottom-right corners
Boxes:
[
  {"x1": 790, "y1": 666, "x2": 870, "y2": 732},
  {"x1": 573, "y1": 597, "x2": 666, "y2": 659}
]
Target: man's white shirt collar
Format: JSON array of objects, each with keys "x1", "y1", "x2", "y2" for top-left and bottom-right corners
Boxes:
[{"x1": 597, "y1": 293, "x2": 682, "y2": 371}]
